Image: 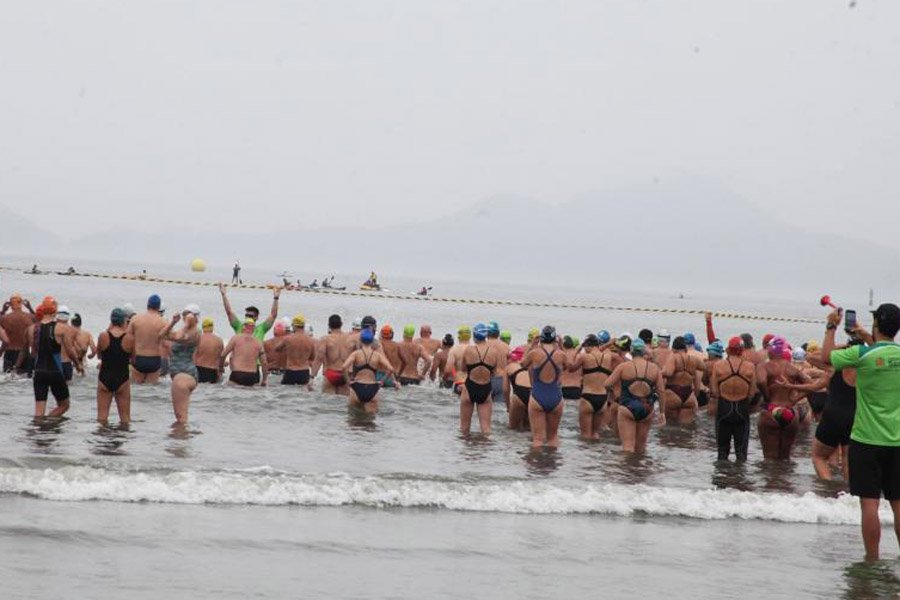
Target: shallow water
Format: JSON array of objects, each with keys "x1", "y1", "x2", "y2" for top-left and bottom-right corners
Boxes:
[{"x1": 0, "y1": 260, "x2": 894, "y2": 599}]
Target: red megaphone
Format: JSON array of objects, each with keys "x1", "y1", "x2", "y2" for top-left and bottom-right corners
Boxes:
[{"x1": 820, "y1": 295, "x2": 837, "y2": 309}]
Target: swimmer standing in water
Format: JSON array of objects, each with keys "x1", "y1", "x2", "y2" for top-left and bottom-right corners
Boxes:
[
  {"x1": 160, "y1": 305, "x2": 202, "y2": 424},
  {"x1": 319, "y1": 315, "x2": 351, "y2": 396},
  {"x1": 568, "y1": 334, "x2": 619, "y2": 440},
  {"x1": 96, "y1": 308, "x2": 134, "y2": 424},
  {"x1": 342, "y1": 327, "x2": 395, "y2": 414},
  {"x1": 459, "y1": 323, "x2": 501, "y2": 435},
  {"x1": 397, "y1": 325, "x2": 432, "y2": 385},
  {"x1": 521, "y1": 326, "x2": 568, "y2": 448},
  {"x1": 128, "y1": 294, "x2": 168, "y2": 384},
  {"x1": 222, "y1": 319, "x2": 269, "y2": 387},
  {"x1": 194, "y1": 318, "x2": 224, "y2": 383},
  {"x1": 710, "y1": 337, "x2": 757, "y2": 461},
  {"x1": 605, "y1": 337, "x2": 665, "y2": 453}
]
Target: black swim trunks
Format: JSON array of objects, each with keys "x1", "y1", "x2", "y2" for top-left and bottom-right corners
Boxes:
[
  {"x1": 3, "y1": 350, "x2": 20, "y2": 373},
  {"x1": 582, "y1": 393, "x2": 607, "y2": 413},
  {"x1": 196, "y1": 366, "x2": 220, "y2": 384},
  {"x1": 229, "y1": 370, "x2": 260, "y2": 387},
  {"x1": 134, "y1": 355, "x2": 162, "y2": 375},
  {"x1": 399, "y1": 376, "x2": 421, "y2": 386},
  {"x1": 61, "y1": 362, "x2": 73, "y2": 382},
  {"x1": 562, "y1": 386, "x2": 582, "y2": 400},
  {"x1": 282, "y1": 369, "x2": 311, "y2": 385}
]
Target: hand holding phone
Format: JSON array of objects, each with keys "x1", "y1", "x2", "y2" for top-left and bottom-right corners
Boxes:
[{"x1": 844, "y1": 309, "x2": 857, "y2": 333}]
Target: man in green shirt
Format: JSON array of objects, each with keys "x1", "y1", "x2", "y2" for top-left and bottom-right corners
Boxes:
[
  {"x1": 218, "y1": 283, "x2": 281, "y2": 342},
  {"x1": 824, "y1": 302, "x2": 900, "y2": 560}
]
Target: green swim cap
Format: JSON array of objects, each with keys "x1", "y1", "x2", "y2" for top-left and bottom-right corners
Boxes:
[
  {"x1": 572, "y1": 336, "x2": 580, "y2": 347},
  {"x1": 500, "y1": 330, "x2": 511, "y2": 343},
  {"x1": 403, "y1": 324, "x2": 415, "y2": 338}
]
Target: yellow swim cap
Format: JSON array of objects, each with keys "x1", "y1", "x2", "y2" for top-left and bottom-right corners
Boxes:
[
  {"x1": 292, "y1": 313, "x2": 306, "y2": 328},
  {"x1": 202, "y1": 317, "x2": 214, "y2": 331},
  {"x1": 458, "y1": 326, "x2": 471, "y2": 340},
  {"x1": 807, "y1": 339, "x2": 821, "y2": 353},
  {"x1": 242, "y1": 317, "x2": 256, "y2": 329},
  {"x1": 527, "y1": 327, "x2": 539, "y2": 342}
]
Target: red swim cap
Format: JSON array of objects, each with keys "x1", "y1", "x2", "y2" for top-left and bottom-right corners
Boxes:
[
  {"x1": 40, "y1": 296, "x2": 57, "y2": 314},
  {"x1": 762, "y1": 334, "x2": 775, "y2": 348},
  {"x1": 727, "y1": 336, "x2": 743, "y2": 355},
  {"x1": 381, "y1": 325, "x2": 394, "y2": 339},
  {"x1": 509, "y1": 346, "x2": 525, "y2": 363}
]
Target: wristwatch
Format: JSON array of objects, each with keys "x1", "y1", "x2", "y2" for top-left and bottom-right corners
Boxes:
[{"x1": 826, "y1": 323, "x2": 837, "y2": 331}]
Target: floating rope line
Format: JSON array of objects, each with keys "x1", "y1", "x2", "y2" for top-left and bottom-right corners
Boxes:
[{"x1": 0, "y1": 266, "x2": 824, "y2": 324}]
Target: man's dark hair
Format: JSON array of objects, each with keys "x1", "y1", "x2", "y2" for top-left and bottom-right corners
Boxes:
[
  {"x1": 672, "y1": 336, "x2": 687, "y2": 351},
  {"x1": 639, "y1": 329, "x2": 653, "y2": 344},
  {"x1": 245, "y1": 306, "x2": 260, "y2": 318},
  {"x1": 874, "y1": 304, "x2": 900, "y2": 338},
  {"x1": 71, "y1": 314, "x2": 82, "y2": 327},
  {"x1": 328, "y1": 314, "x2": 342, "y2": 330},
  {"x1": 740, "y1": 333, "x2": 754, "y2": 349}
]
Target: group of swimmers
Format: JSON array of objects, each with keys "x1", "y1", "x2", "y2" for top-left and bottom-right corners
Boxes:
[{"x1": 0, "y1": 288, "x2": 859, "y2": 481}]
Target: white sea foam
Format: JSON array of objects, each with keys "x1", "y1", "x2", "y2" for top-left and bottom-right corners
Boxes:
[{"x1": 0, "y1": 465, "x2": 886, "y2": 525}]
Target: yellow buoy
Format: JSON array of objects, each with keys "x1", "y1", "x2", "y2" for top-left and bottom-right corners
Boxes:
[{"x1": 191, "y1": 258, "x2": 207, "y2": 272}]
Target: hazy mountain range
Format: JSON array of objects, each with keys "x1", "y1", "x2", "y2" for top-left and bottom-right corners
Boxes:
[{"x1": 1, "y1": 178, "x2": 895, "y2": 297}]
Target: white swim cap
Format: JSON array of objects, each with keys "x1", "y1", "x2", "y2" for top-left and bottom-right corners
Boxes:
[
  {"x1": 56, "y1": 305, "x2": 70, "y2": 320},
  {"x1": 182, "y1": 304, "x2": 200, "y2": 316}
]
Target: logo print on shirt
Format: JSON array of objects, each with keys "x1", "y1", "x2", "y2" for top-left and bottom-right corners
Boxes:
[{"x1": 876, "y1": 357, "x2": 886, "y2": 367}]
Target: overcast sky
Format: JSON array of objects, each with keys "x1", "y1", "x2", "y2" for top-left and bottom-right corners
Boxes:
[{"x1": 1, "y1": 1, "x2": 898, "y2": 245}]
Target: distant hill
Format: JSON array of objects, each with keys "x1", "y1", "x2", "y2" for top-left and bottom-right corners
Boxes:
[{"x1": 3, "y1": 181, "x2": 896, "y2": 298}]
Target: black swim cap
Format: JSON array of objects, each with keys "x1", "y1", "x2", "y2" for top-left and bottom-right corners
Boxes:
[
  {"x1": 740, "y1": 333, "x2": 754, "y2": 349},
  {"x1": 540, "y1": 325, "x2": 556, "y2": 344},
  {"x1": 672, "y1": 336, "x2": 687, "y2": 351},
  {"x1": 71, "y1": 313, "x2": 82, "y2": 327},
  {"x1": 443, "y1": 333, "x2": 454, "y2": 347},
  {"x1": 583, "y1": 334, "x2": 600, "y2": 347},
  {"x1": 328, "y1": 314, "x2": 342, "y2": 329},
  {"x1": 639, "y1": 329, "x2": 653, "y2": 344},
  {"x1": 563, "y1": 335, "x2": 576, "y2": 349},
  {"x1": 361, "y1": 315, "x2": 377, "y2": 331}
]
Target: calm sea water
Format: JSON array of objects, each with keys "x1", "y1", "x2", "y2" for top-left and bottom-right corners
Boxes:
[{"x1": 1, "y1": 258, "x2": 896, "y2": 600}]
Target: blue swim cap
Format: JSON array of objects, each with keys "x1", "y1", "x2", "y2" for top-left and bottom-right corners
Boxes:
[
  {"x1": 473, "y1": 323, "x2": 488, "y2": 341},
  {"x1": 632, "y1": 338, "x2": 646, "y2": 355},
  {"x1": 694, "y1": 342, "x2": 703, "y2": 352},
  {"x1": 684, "y1": 332, "x2": 696, "y2": 346},
  {"x1": 597, "y1": 330, "x2": 611, "y2": 344},
  {"x1": 487, "y1": 321, "x2": 500, "y2": 337},
  {"x1": 707, "y1": 341, "x2": 724, "y2": 358},
  {"x1": 360, "y1": 328, "x2": 375, "y2": 344},
  {"x1": 147, "y1": 294, "x2": 162, "y2": 310}
]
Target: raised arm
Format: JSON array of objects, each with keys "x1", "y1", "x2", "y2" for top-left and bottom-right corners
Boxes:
[
  {"x1": 218, "y1": 283, "x2": 238, "y2": 327},
  {"x1": 263, "y1": 287, "x2": 281, "y2": 328},
  {"x1": 704, "y1": 311, "x2": 717, "y2": 344}
]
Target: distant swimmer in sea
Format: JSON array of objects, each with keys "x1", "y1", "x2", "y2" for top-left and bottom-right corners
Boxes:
[
  {"x1": 160, "y1": 304, "x2": 201, "y2": 424},
  {"x1": 319, "y1": 315, "x2": 351, "y2": 396},
  {"x1": 219, "y1": 283, "x2": 280, "y2": 342},
  {"x1": 232, "y1": 261, "x2": 242, "y2": 285},
  {"x1": 194, "y1": 318, "x2": 224, "y2": 384},
  {"x1": 606, "y1": 337, "x2": 666, "y2": 453},
  {"x1": 96, "y1": 308, "x2": 134, "y2": 424},
  {"x1": 342, "y1": 327, "x2": 394, "y2": 414},
  {"x1": 521, "y1": 326, "x2": 568, "y2": 448},
  {"x1": 127, "y1": 294, "x2": 168, "y2": 384},
  {"x1": 222, "y1": 318, "x2": 269, "y2": 387},
  {"x1": 710, "y1": 337, "x2": 757, "y2": 461},
  {"x1": 397, "y1": 325, "x2": 431, "y2": 385},
  {"x1": 459, "y1": 323, "x2": 501, "y2": 435},
  {"x1": 277, "y1": 314, "x2": 316, "y2": 388}
]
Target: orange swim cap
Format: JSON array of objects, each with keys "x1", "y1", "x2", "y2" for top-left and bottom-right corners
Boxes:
[
  {"x1": 40, "y1": 296, "x2": 57, "y2": 314},
  {"x1": 381, "y1": 324, "x2": 394, "y2": 339}
]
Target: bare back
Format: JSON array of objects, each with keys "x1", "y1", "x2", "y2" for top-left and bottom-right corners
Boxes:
[{"x1": 129, "y1": 312, "x2": 167, "y2": 356}]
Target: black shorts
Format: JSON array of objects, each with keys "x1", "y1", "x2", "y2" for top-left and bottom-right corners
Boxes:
[
  {"x1": 196, "y1": 366, "x2": 220, "y2": 384},
  {"x1": 849, "y1": 441, "x2": 900, "y2": 500},
  {"x1": 399, "y1": 377, "x2": 421, "y2": 386},
  {"x1": 62, "y1": 362, "x2": 73, "y2": 382},
  {"x1": 282, "y1": 369, "x2": 310, "y2": 385},
  {"x1": 34, "y1": 371, "x2": 69, "y2": 403},
  {"x1": 229, "y1": 370, "x2": 260, "y2": 387}
]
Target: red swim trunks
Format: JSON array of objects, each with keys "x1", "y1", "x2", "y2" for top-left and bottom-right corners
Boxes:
[{"x1": 325, "y1": 368, "x2": 346, "y2": 386}]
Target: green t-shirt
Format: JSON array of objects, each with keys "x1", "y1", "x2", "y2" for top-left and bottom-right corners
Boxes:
[
  {"x1": 230, "y1": 317, "x2": 272, "y2": 342},
  {"x1": 831, "y1": 342, "x2": 900, "y2": 446}
]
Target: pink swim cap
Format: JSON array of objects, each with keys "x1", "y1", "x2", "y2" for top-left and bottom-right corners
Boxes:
[
  {"x1": 509, "y1": 346, "x2": 525, "y2": 363},
  {"x1": 274, "y1": 322, "x2": 286, "y2": 335}
]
